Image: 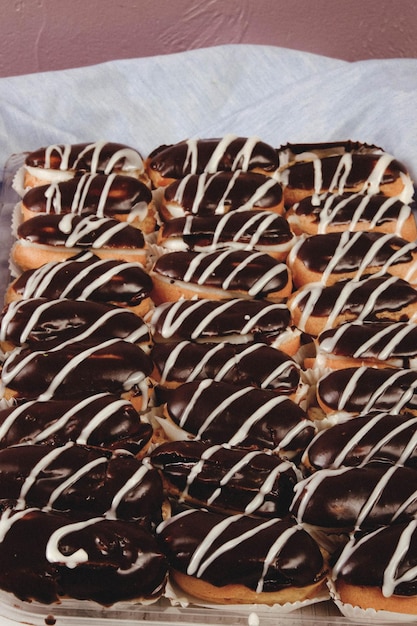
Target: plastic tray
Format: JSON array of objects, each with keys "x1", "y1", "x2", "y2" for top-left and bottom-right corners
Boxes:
[{"x1": 0, "y1": 153, "x2": 413, "y2": 626}]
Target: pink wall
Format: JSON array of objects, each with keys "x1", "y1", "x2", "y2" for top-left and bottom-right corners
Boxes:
[{"x1": 1, "y1": 0, "x2": 417, "y2": 77}]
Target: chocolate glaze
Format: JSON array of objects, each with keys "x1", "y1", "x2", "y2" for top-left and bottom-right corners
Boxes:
[
  {"x1": 304, "y1": 412, "x2": 417, "y2": 470},
  {"x1": 157, "y1": 509, "x2": 325, "y2": 592},
  {"x1": 151, "y1": 340, "x2": 300, "y2": 394},
  {"x1": 17, "y1": 214, "x2": 145, "y2": 249},
  {"x1": 165, "y1": 380, "x2": 315, "y2": 456},
  {"x1": 0, "y1": 508, "x2": 167, "y2": 604},
  {"x1": 150, "y1": 440, "x2": 300, "y2": 517},
  {"x1": 291, "y1": 463, "x2": 417, "y2": 530},
  {"x1": 0, "y1": 394, "x2": 152, "y2": 453},
  {"x1": 152, "y1": 249, "x2": 290, "y2": 298},
  {"x1": 317, "y1": 321, "x2": 417, "y2": 365},
  {"x1": 277, "y1": 141, "x2": 382, "y2": 163},
  {"x1": 10, "y1": 251, "x2": 153, "y2": 307},
  {"x1": 160, "y1": 210, "x2": 293, "y2": 249},
  {"x1": 332, "y1": 520, "x2": 417, "y2": 597},
  {"x1": 149, "y1": 297, "x2": 293, "y2": 344},
  {"x1": 293, "y1": 231, "x2": 415, "y2": 275},
  {"x1": 163, "y1": 171, "x2": 282, "y2": 214},
  {"x1": 292, "y1": 192, "x2": 414, "y2": 230},
  {"x1": 22, "y1": 173, "x2": 152, "y2": 215},
  {"x1": 148, "y1": 136, "x2": 279, "y2": 178},
  {"x1": 317, "y1": 366, "x2": 417, "y2": 415},
  {"x1": 1, "y1": 338, "x2": 153, "y2": 401},
  {"x1": 0, "y1": 298, "x2": 150, "y2": 349},
  {"x1": 0, "y1": 443, "x2": 163, "y2": 524},
  {"x1": 289, "y1": 274, "x2": 417, "y2": 328},
  {"x1": 25, "y1": 142, "x2": 144, "y2": 174}
]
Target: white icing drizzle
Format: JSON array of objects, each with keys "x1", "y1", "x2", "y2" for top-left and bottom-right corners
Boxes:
[
  {"x1": 43, "y1": 142, "x2": 143, "y2": 175},
  {"x1": 256, "y1": 525, "x2": 299, "y2": 593},
  {"x1": 0, "y1": 399, "x2": 38, "y2": 443},
  {"x1": 181, "y1": 444, "x2": 222, "y2": 502},
  {"x1": 56, "y1": 214, "x2": 129, "y2": 248},
  {"x1": 291, "y1": 467, "x2": 351, "y2": 522},
  {"x1": 105, "y1": 463, "x2": 150, "y2": 519},
  {"x1": 44, "y1": 456, "x2": 108, "y2": 511},
  {"x1": 226, "y1": 395, "x2": 288, "y2": 446},
  {"x1": 75, "y1": 397, "x2": 136, "y2": 445},
  {"x1": 45, "y1": 516, "x2": 103, "y2": 568}
]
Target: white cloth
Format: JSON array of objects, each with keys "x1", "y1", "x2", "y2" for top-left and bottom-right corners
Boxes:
[{"x1": 0, "y1": 44, "x2": 416, "y2": 179}]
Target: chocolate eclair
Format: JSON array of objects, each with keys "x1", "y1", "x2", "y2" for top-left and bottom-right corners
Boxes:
[
  {"x1": 279, "y1": 152, "x2": 414, "y2": 206},
  {"x1": 22, "y1": 141, "x2": 146, "y2": 189},
  {"x1": 157, "y1": 210, "x2": 293, "y2": 260},
  {"x1": 150, "y1": 249, "x2": 292, "y2": 304},
  {"x1": 13, "y1": 213, "x2": 148, "y2": 271},
  {"x1": 159, "y1": 171, "x2": 284, "y2": 221},
  {"x1": 148, "y1": 297, "x2": 300, "y2": 355},
  {"x1": 20, "y1": 173, "x2": 155, "y2": 232},
  {"x1": 162, "y1": 379, "x2": 315, "y2": 458},
  {"x1": 145, "y1": 135, "x2": 279, "y2": 187},
  {"x1": 0, "y1": 442, "x2": 163, "y2": 524},
  {"x1": 291, "y1": 463, "x2": 417, "y2": 530},
  {"x1": 288, "y1": 231, "x2": 417, "y2": 288},
  {"x1": 157, "y1": 508, "x2": 327, "y2": 605},
  {"x1": 0, "y1": 508, "x2": 167, "y2": 605},
  {"x1": 150, "y1": 440, "x2": 301, "y2": 517},
  {"x1": 1, "y1": 338, "x2": 153, "y2": 410},
  {"x1": 302, "y1": 411, "x2": 417, "y2": 471},
  {"x1": 286, "y1": 191, "x2": 417, "y2": 240},
  {"x1": 151, "y1": 340, "x2": 301, "y2": 398},
  {"x1": 0, "y1": 393, "x2": 153, "y2": 455},
  {"x1": 276, "y1": 140, "x2": 382, "y2": 168},
  {"x1": 0, "y1": 297, "x2": 150, "y2": 352},
  {"x1": 6, "y1": 251, "x2": 153, "y2": 316},
  {"x1": 288, "y1": 274, "x2": 417, "y2": 337}
]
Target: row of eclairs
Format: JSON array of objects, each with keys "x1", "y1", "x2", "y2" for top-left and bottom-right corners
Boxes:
[{"x1": 0, "y1": 136, "x2": 416, "y2": 615}]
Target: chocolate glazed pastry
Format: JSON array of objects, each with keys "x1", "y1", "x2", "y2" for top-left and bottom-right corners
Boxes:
[
  {"x1": 0, "y1": 393, "x2": 153, "y2": 455},
  {"x1": 163, "y1": 379, "x2": 315, "y2": 458},
  {"x1": 0, "y1": 338, "x2": 153, "y2": 407},
  {"x1": 156, "y1": 508, "x2": 327, "y2": 604},
  {"x1": 148, "y1": 298, "x2": 298, "y2": 352},
  {"x1": 151, "y1": 340, "x2": 300, "y2": 396},
  {"x1": 291, "y1": 463, "x2": 417, "y2": 530},
  {"x1": 0, "y1": 297, "x2": 150, "y2": 351},
  {"x1": 150, "y1": 440, "x2": 301, "y2": 517},
  {"x1": 303, "y1": 411, "x2": 417, "y2": 471},
  {"x1": 146, "y1": 135, "x2": 279, "y2": 186},
  {"x1": 160, "y1": 171, "x2": 284, "y2": 220},
  {"x1": 0, "y1": 443, "x2": 163, "y2": 525},
  {"x1": 6, "y1": 251, "x2": 153, "y2": 315},
  {"x1": 331, "y1": 520, "x2": 417, "y2": 614},
  {"x1": 0, "y1": 508, "x2": 167, "y2": 605}
]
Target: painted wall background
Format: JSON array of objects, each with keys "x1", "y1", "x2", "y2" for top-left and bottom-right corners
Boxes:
[{"x1": 1, "y1": 0, "x2": 417, "y2": 78}]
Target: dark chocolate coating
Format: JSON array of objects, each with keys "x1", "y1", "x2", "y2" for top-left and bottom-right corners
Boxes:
[
  {"x1": 17, "y1": 214, "x2": 145, "y2": 249},
  {"x1": 151, "y1": 340, "x2": 300, "y2": 394},
  {"x1": 149, "y1": 298, "x2": 292, "y2": 344},
  {"x1": 160, "y1": 210, "x2": 292, "y2": 248},
  {"x1": 148, "y1": 137, "x2": 279, "y2": 178},
  {"x1": 0, "y1": 443, "x2": 163, "y2": 523},
  {"x1": 0, "y1": 508, "x2": 167, "y2": 605},
  {"x1": 291, "y1": 463, "x2": 417, "y2": 529},
  {"x1": 294, "y1": 231, "x2": 415, "y2": 274},
  {"x1": 165, "y1": 380, "x2": 315, "y2": 455},
  {"x1": 22, "y1": 173, "x2": 152, "y2": 215},
  {"x1": 157, "y1": 509, "x2": 325, "y2": 592},
  {"x1": 10, "y1": 252, "x2": 153, "y2": 306},
  {"x1": 304, "y1": 412, "x2": 417, "y2": 470},
  {"x1": 0, "y1": 298, "x2": 150, "y2": 349},
  {"x1": 25, "y1": 142, "x2": 143, "y2": 173},
  {"x1": 150, "y1": 440, "x2": 300, "y2": 517},
  {"x1": 163, "y1": 171, "x2": 283, "y2": 214},
  {"x1": 0, "y1": 394, "x2": 152, "y2": 453},
  {"x1": 317, "y1": 366, "x2": 417, "y2": 414},
  {"x1": 1, "y1": 338, "x2": 153, "y2": 401},
  {"x1": 332, "y1": 521, "x2": 417, "y2": 596},
  {"x1": 152, "y1": 249, "x2": 290, "y2": 297}
]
